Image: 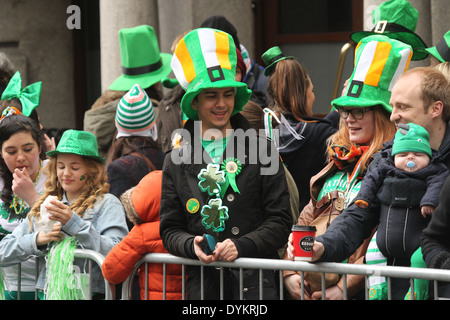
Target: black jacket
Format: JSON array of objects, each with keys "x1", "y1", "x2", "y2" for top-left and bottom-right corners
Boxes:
[
  {"x1": 317, "y1": 122, "x2": 450, "y2": 265},
  {"x1": 159, "y1": 113, "x2": 292, "y2": 260},
  {"x1": 277, "y1": 112, "x2": 338, "y2": 213}
]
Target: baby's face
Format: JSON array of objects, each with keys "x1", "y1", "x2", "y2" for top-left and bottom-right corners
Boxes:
[{"x1": 394, "y1": 152, "x2": 430, "y2": 172}]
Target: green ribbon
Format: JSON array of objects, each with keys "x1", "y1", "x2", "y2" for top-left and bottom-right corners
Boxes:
[
  {"x1": 1, "y1": 71, "x2": 42, "y2": 117},
  {"x1": 221, "y1": 157, "x2": 242, "y2": 196}
]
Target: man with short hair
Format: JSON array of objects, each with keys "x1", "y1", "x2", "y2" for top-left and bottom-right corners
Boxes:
[
  {"x1": 304, "y1": 66, "x2": 450, "y2": 299},
  {"x1": 159, "y1": 28, "x2": 291, "y2": 300}
]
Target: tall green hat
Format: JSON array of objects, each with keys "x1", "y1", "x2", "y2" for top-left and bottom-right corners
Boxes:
[
  {"x1": 47, "y1": 130, "x2": 104, "y2": 163},
  {"x1": 170, "y1": 28, "x2": 251, "y2": 120},
  {"x1": 351, "y1": 0, "x2": 427, "y2": 61},
  {"x1": 392, "y1": 123, "x2": 431, "y2": 158},
  {"x1": 109, "y1": 25, "x2": 172, "y2": 91},
  {"x1": 332, "y1": 35, "x2": 412, "y2": 113},
  {"x1": 261, "y1": 46, "x2": 295, "y2": 76},
  {"x1": 417, "y1": 30, "x2": 450, "y2": 63}
]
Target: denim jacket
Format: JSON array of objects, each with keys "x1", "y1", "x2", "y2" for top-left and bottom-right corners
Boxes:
[{"x1": 0, "y1": 193, "x2": 128, "y2": 294}]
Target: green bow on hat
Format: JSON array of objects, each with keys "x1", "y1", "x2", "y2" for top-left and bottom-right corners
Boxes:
[
  {"x1": 47, "y1": 130, "x2": 105, "y2": 163},
  {"x1": 332, "y1": 35, "x2": 413, "y2": 113},
  {"x1": 418, "y1": 30, "x2": 450, "y2": 63},
  {"x1": 1, "y1": 71, "x2": 42, "y2": 117},
  {"x1": 261, "y1": 46, "x2": 295, "y2": 76},
  {"x1": 351, "y1": 0, "x2": 428, "y2": 61}
]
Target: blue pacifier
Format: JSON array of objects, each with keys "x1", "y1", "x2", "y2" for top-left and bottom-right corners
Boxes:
[{"x1": 407, "y1": 161, "x2": 416, "y2": 169}]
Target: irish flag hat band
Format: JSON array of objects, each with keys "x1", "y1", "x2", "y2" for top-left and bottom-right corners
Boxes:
[
  {"x1": 171, "y1": 28, "x2": 251, "y2": 120},
  {"x1": 332, "y1": 34, "x2": 412, "y2": 113}
]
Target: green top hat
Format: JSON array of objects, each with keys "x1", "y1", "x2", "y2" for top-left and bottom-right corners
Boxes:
[
  {"x1": 109, "y1": 25, "x2": 173, "y2": 91},
  {"x1": 332, "y1": 35, "x2": 413, "y2": 113},
  {"x1": 171, "y1": 28, "x2": 251, "y2": 120},
  {"x1": 351, "y1": 0, "x2": 427, "y2": 61},
  {"x1": 261, "y1": 46, "x2": 295, "y2": 76},
  {"x1": 418, "y1": 30, "x2": 450, "y2": 63},
  {"x1": 392, "y1": 123, "x2": 431, "y2": 158},
  {"x1": 47, "y1": 130, "x2": 105, "y2": 163}
]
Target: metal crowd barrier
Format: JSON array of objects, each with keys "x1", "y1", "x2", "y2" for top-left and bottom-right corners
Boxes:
[
  {"x1": 11, "y1": 249, "x2": 113, "y2": 300},
  {"x1": 122, "y1": 252, "x2": 450, "y2": 300}
]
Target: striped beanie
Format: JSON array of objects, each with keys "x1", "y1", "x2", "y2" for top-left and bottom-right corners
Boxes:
[
  {"x1": 115, "y1": 84, "x2": 157, "y2": 140},
  {"x1": 332, "y1": 34, "x2": 412, "y2": 113},
  {"x1": 170, "y1": 28, "x2": 251, "y2": 120}
]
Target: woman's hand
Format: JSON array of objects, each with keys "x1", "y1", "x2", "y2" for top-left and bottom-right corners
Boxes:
[
  {"x1": 36, "y1": 222, "x2": 62, "y2": 246},
  {"x1": 286, "y1": 232, "x2": 325, "y2": 262},
  {"x1": 12, "y1": 167, "x2": 40, "y2": 206},
  {"x1": 46, "y1": 199, "x2": 74, "y2": 225},
  {"x1": 284, "y1": 273, "x2": 312, "y2": 300},
  {"x1": 194, "y1": 235, "x2": 218, "y2": 264}
]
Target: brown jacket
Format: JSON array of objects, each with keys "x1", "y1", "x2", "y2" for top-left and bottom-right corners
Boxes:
[{"x1": 285, "y1": 161, "x2": 374, "y2": 299}]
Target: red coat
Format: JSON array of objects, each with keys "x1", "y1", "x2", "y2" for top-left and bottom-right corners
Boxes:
[{"x1": 102, "y1": 170, "x2": 183, "y2": 300}]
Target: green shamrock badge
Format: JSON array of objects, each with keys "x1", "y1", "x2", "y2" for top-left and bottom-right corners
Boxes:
[
  {"x1": 200, "y1": 198, "x2": 229, "y2": 232},
  {"x1": 198, "y1": 163, "x2": 225, "y2": 196}
]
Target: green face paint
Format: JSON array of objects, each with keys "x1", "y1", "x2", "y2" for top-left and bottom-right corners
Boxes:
[{"x1": 80, "y1": 175, "x2": 86, "y2": 181}]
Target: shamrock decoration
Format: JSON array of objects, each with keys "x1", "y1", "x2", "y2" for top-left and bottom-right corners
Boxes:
[
  {"x1": 201, "y1": 198, "x2": 229, "y2": 232},
  {"x1": 198, "y1": 163, "x2": 225, "y2": 196}
]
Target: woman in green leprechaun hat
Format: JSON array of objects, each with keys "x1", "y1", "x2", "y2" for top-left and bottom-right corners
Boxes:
[{"x1": 0, "y1": 129, "x2": 128, "y2": 299}]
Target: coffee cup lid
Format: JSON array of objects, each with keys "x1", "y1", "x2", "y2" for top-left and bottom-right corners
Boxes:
[{"x1": 292, "y1": 225, "x2": 316, "y2": 232}]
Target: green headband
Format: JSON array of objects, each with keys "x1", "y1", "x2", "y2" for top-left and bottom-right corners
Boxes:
[{"x1": 1, "y1": 71, "x2": 42, "y2": 117}]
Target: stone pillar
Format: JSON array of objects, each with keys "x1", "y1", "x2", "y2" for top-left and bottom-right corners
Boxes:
[{"x1": 99, "y1": 0, "x2": 159, "y2": 92}]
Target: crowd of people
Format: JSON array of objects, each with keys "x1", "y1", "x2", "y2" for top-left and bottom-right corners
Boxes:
[{"x1": 0, "y1": 0, "x2": 450, "y2": 301}]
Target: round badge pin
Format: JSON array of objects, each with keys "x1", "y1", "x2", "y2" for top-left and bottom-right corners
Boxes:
[
  {"x1": 225, "y1": 161, "x2": 238, "y2": 174},
  {"x1": 186, "y1": 198, "x2": 200, "y2": 214}
]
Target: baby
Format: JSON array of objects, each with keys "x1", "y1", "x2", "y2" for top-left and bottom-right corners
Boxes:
[{"x1": 355, "y1": 122, "x2": 449, "y2": 300}]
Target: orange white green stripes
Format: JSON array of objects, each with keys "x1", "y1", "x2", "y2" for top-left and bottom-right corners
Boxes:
[{"x1": 171, "y1": 28, "x2": 234, "y2": 90}]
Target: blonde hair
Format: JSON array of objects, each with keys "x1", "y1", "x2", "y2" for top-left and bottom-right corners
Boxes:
[
  {"x1": 28, "y1": 156, "x2": 110, "y2": 223},
  {"x1": 326, "y1": 108, "x2": 396, "y2": 172}
]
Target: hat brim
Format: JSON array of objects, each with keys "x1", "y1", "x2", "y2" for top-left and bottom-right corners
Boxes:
[
  {"x1": 46, "y1": 150, "x2": 105, "y2": 163},
  {"x1": 263, "y1": 56, "x2": 295, "y2": 76},
  {"x1": 351, "y1": 31, "x2": 428, "y2": 61},
  {"x1": 331, "y1": 95, "x2": 392, "y2": 114},
  {"x1": 109, "y1": 53, "x2": 173, "y2": 91},
  {"x1": 416, "y1": 47, "x2": 445, "y2": 63},
  {"x1": 181, "y1": 79, "x2": 251, "y2": 121}
]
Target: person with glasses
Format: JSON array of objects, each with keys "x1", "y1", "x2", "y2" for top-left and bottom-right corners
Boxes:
[
  {"x1": 290, "y1": 60, "x2": 450, "y2": 299},
  {"x1": 283, "y1": 35, "x2": 408, "y2": 300}
]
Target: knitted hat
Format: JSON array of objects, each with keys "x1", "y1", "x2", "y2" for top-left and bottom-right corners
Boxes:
[
  {"x1": 171, "y1": 28, "x2": 251, "y2": 120},
  {"x1": 418, "y1": 30, "x2": 450, "y2": 63},
  {"x1": 331, "y1": 35, "x2": 412, "y2": 113},
  {"x1": 109, "y1": 25, "x2": 172, "y2": 91},
  {"x1": 351, "y1": 0, "x2": 427, "y2": 61},
  {"x1": 392, "y1": 123, "x2": 432, "y2": 158},
  {"x1": 47, "y1": 130, "x2": 104, "y2": 163},
  {"x1": 115, "y1": 84, "x2": 157, "y2": 140},
  {"x1": 261, "y1": 46, "x2": 295, "y2": 76}
]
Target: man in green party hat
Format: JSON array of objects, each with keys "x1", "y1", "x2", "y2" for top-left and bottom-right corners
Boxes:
[{"x1": 159, "y1": 28, "x2": 292, "y2": 300}]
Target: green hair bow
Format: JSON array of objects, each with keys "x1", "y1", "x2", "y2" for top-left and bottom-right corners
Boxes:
[{"x1": 1, "y1": 71, "x2": 42, "y2": 117}]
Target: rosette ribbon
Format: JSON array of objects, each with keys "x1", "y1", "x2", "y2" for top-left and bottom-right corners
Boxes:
[{"x1": 221, "y1": 157, "x2": 242, "y2": 195}]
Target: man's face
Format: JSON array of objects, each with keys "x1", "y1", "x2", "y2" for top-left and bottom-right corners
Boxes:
[
  {"x1": 192, "y1": 87, "x2": 235, "y2": 137},
  {"x1": 389, "y1": 72, "x2": 433, "y2": 132}
]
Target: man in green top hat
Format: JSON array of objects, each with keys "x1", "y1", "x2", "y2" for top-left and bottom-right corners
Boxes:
[
  {"x1": 83, "y1": 25, "x2": 172, "y2": 157},
  {"x1": 159, "y1": 28, "x2": 292, "y2": 300}
]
